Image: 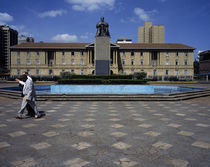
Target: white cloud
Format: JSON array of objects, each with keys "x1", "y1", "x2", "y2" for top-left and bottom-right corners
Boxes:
[
  {"x1": 39, "y1": 9, "x2": 67, "y2": 18},
  {"x1": 10, "y1": 25, "x2": 25, "y2": 31},
  {"x1": 0, "y1": 12, "x2": 13, "y2": 24},
  {"x1": 52, "y1": 34, "x2": 78, "y2": 42},
  {"x1": 65, "y1": 0, "x2": 115, "y2": 11},
  {"x1": 134, "y1": 8, "x2": 158, "y2": 21}
]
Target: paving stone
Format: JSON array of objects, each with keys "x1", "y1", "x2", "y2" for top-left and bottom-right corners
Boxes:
[
  {"x1": 152, "y1": 141, "x2": 173, "y2": 150},
  {"x1": 112, "y1": 142, "x2": 132, "y2": 150},
  {"x1": 167, "y1": 124, "x2": 182, "y2": 128},
  {"x1": 110, "y1": 132, "x2": 127, "y2": 137},
  {"x1": 111, "y1": 124, "x2": 124, "y2": 128},
  {"x1": 42, "y1": 131, "x2": 59, "y2": 137},
  {"x1": 30, "y1": 142, "x2": 51, "y2": 150},
  {"x1": 11, "y1": 157, "x2": 38, "y2": 167},
  {"x1": 169, "y1": 158, "x2": 189, "y2": 167},
  {"x1": 144, "y1": 131, "x2": 161, "y2": 137},
  {"x1": 138, "y1": 124, "x2": 152, "y2": 128},
  {"x1": 0, "y1": 142, "x2": 11, "y2": 148},
  {"x1": 0, "y1": 124, "x2": 7, "y2": 128},
  {"x1": 192, "y1": 141, "x2": 210, "y2": 149},
  {"x1": 196, "y1": 123, "x2": 209, "y2": 127},
  {"x1": 9, "y1": 131, "x2": 26, "y2": 137},
  {"x1": 114, "y1": 157, "x2": 138, "y2": 167},
  {"x1": 64, "y1": 158, "x2": 89, "y2": 167},
  {"x1": 177, "y1": 131, "x2": 194, "y2": 137},
  {"x1": 22, "y1": 124, "x2": 37, "y2": 128},
  {"x1": 78, "y1": 131, "x2": 94, "y2": 137},
  {"x1": 71, "y1": 142, "x2": 92, "y2": 150},
  {"x1": 80, "y1": 124, "x2": 95, "y2": 128}
]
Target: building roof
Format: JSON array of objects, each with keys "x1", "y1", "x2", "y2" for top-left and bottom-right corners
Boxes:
[
  {"x1": 11, "y1": 42, "x2": 90, "y2": 49},
  {"x1": 10, "y1": 42, "x2": 195, "y2": 50},
  {"x1": 118, "y1": 43, "x2": 195, "y2": 50}
]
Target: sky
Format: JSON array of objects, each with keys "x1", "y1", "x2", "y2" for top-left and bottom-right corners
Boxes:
[{"x1": 0, "y1": 0, "x2": 210, "y2": 59}]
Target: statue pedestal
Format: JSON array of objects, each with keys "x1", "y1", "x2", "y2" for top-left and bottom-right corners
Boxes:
[{"x1": 95, "y1": 36, "x2": 110, "y2": 75}]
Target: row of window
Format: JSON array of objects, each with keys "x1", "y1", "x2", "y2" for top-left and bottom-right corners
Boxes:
[
  {"x1": 17, "y1": 51, "x2": 189, "y2": 57},
  {"x1": 17, "y1": 59, "x2": 85, "y2": 65},
  {"x1": 122, "y1": 69, "x2": 188, "y2": 75},
  {"x1": 121, "y1": 59, "x2": 188, "y2": 66},
  {"x1": 17, "y1": 51, "x2": 84, "y2": 57},
  {"x1": 17, "y1": 69, "x2": 84, "y2": 75},
  {"x1": 121, "y1": 52, "x2": 189, "y2": 57},
  {"x1": 17, "y1": 69, "x2": 188, "y2": 76}
]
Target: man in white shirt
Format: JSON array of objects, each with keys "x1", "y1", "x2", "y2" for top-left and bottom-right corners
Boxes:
[{"x1": 15, "y1": 74, "x2": 40, "y2": 119}]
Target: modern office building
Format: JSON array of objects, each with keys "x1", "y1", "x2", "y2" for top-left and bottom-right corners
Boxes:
[
  {"x1": 18, "y1": 35, "x2": 34, "y2": 44},
  {"x1": 138, "y1": 22, "x2": 165, "y2": 43},
  {"x1": 10, "y1": 42, "x2": 195, "y2": 79},
  {"x1": 198, "y1": 50, "x2": 210, "y2": 75},
  {"x1": 0, "y1": 25, "x2": 18, "y2": 70}
]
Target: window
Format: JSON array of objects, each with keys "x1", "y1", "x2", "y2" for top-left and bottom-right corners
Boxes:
[
  {"x1": 80, "y1": 51, "x2": 84, "y2": 56},
  {"x1": 185, "y1": 52, "x2": 188, "y2": 57},
  {"x1": 131, "y1": 59, "x2": 134, "y2": 65},
  {"x1": 140, "y1": 52, "x2": 143, "y2": 57},
  {"x1": 17, "y1": 69, "x2": 20, "y2": 75},
  {"x1": 71, "y1": 59, "x2": 75, "y2": 65},
  {"x1": 131, "y1": 51, "x2": 134, "y2": 56},
  {"x1": 166, "y1": 70, "x2": 169, "y2": 75},
  {"x1": 62, "y1": 51, "x2": 65, "y2": 56},
  {"x1": 122, "y1": 52, "x2": 125, "y2": 56},
  {"x1": 122, "y1": 59, "x2": 125, "y2": 65},
  {"x1": 27, "y1": 69, "x2": 30, "y2": 74},
  {"x1": 62, "y1": 69, "x2": 65, "y2": 72},
  {"x1": 184, "y1": 60, "x2": 187, "y2": 65},
  {"x1": 26, "y1": 59, "x2": 30, "y2": 65},
  {"x1": 184, "y1": 70, "x2": 187, "y2": 75},
  {"x1": 71, "y1": 69, "x2": 75, "y2": 73},
  {"x1": 27, "y1": 51, "x2": 30, "y2": 57},
  {"x1": 36, "y1": 51, "x2": 39, "y2": 56},
  {"x1": 36, "y1": 69, "x2": 39, "y2": 75},
  {"x1": 140, "y1": 59, "x2": 144, "y2": 65},
  {"x1": 71, "y1": 51, "x2": 74, "y2": 56},
  {"x1": 62, "y1": 58, "x2": 66, "y2": 65},
  {"x1": 174, "y1": 70, "x2": 179, "y2": 76},
  {"x1": 17, "y1": 51, "x2": 20, "y2": 57},
  {"x1": 166, "y1": 59, "x2": 170, "y2": 65},
  {"x1": 17, "y1": 59, "x2": 20, "y2": 65},
  {"x1": 165, "y1": 52, "x2": 169, "y2": 57},
  {"x1": 153, "y1": 69, "x2": 157, "y2": 76},
  {"x1": 80, "y1": 59, "x2": 84, "y2": 65},
  {"x1": 175, "y1": 59, "x2": 179, "y2": 66},
  {"x1": 49, "y1": 69, "x2": 53, "y2": 75},
  {"x1": 36, "y1": 59, "x2": 40, "y2": 65},
  {"x1": 175, "y1": 52, "x2": 179, "y2": 56},
  {"x1": 80, "y1": 69, "x2": 84, "y2": 75},
  {"x1": 130, "y1": 69, "x2": 134, "y2": 74}
]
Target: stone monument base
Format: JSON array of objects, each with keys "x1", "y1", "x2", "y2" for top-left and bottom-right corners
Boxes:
[{"x1": 95, "y1": 36, "x2": 110, "y2": 75}]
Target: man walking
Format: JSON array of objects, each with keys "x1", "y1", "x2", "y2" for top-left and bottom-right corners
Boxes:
[{"x1": 16, "y1": 74, "x2": 40, "y2": 119}]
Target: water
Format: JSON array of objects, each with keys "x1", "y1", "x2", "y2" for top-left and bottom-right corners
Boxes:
[{"x1": 1, "y1": 85, "x2": 202, "y2": 94}]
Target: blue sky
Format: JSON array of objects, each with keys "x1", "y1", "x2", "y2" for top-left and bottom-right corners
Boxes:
[{"x1": 0, "y1": 0, "x2": 210, "y2": 59}]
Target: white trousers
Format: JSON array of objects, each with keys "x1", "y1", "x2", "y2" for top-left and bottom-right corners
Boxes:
[{"x1": 17, "y1": 98, "x2": 40, "y2": 117}]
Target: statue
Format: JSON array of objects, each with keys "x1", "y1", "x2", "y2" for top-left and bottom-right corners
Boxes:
[{"x1": 96, "y1": 17, "x2": 110, "y2": 37}]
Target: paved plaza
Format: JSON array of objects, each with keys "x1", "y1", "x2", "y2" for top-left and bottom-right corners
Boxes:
[{"x1": 0, "y1": 93, "x2": 210, "y2": 167}]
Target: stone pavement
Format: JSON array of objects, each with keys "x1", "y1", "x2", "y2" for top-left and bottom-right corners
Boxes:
[{"x1": 0, "y1": 97, "x2": 210, "y2": 167}]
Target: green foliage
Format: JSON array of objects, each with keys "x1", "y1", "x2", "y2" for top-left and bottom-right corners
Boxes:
[
  {"x1": 58, "y1": 79, "x2": 147, "y2": 84},
  {"x1": 60, "y1": 72, "x2": 73, "y2": 79},
  {"x1": 133, "y1": 72, "x2": 147, "y2": 80}
]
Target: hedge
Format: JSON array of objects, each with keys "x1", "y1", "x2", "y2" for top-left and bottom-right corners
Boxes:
[{"x1": 58, "y1": 79, "x2": 147, "y2": 84}]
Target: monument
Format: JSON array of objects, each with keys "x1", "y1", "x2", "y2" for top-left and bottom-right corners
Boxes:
[{"x1": 95, "y1": 17, "x2": 110, "y2": 75}]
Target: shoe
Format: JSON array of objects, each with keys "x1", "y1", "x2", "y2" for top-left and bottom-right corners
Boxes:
[
  {"x1": 34, "y1": 115, "x2": 39, "y2": 119},
  {"x1": 15, "y1": 116, "x2": 22, "y2": 119}
]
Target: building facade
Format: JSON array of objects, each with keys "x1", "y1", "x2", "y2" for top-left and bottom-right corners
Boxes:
[
  {"x1": 0, "y1": 25, "x2": 18, "y2": 70},
  {"x1": 198, "y1": 50, "x2": 210, "y2": 75},
  {"x1": 10, "y1": 42, "x2": 195, "y2": 79},
  {"x1": 138, "y1": 22, "x2": 165, "y2": 43}
]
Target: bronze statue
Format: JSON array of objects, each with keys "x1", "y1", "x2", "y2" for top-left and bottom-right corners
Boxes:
[{"x1": 96, "y1": 17, "x2": 110, "y2": 37}]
